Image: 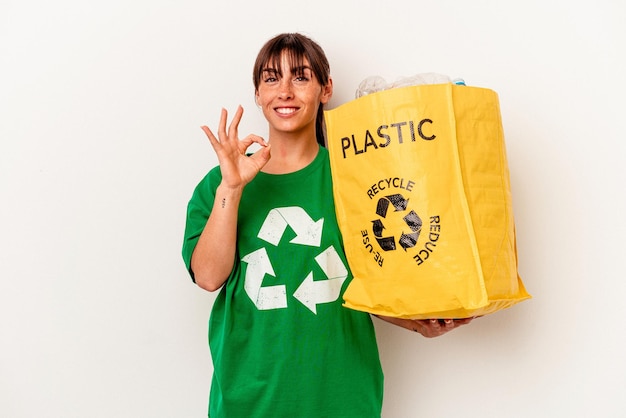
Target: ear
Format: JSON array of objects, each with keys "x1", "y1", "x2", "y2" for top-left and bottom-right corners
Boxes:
[
  {"x1": 320, "y1": 77, "x2": 333, "y2": 105},
  {"x1": 254, "y1": 90, "x2": 261, "y2": 106}
]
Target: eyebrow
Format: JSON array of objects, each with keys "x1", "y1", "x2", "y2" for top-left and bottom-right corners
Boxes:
[
  {"x1": 290, "y1": 65, "x2": 312, "y2": 74},
  {"x1": 261, "y1": 65, "x2": 312, "y2": 76}
]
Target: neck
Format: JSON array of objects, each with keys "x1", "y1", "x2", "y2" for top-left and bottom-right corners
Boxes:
[{"x1": 261, "y1": 132, "x2": 319, "y2": 174}]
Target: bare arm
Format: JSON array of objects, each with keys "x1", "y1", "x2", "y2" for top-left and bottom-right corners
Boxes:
[
  {"x1": 190, "y1": 106, "x2": 271, "y2": 291},
  {"x1": 191, "y1": 184, "x2": 243, "y2": 291}
]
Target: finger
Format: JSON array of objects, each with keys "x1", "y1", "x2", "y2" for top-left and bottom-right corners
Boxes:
[
  {"x1": 201, "y1": 125, "x2": 220, "y2": 147},
  {"x1": 227, "y1": 105, "x2": 244, "y2": 140},
  {"x1": 249, "y1": 144, "x2": 272, "y2": 168},
  {"x1": 429, "y1": 318, "x2": 441, "y2": 330},
  {"x1": 236, "y1": 135, "x2": 268, "y2": 157},
  {"x1": 217, "y1": 108, "x2": 229, "y2": 140},
  {"x1": 241, "y1": 134, "x2": 268, "y2": 148},
  {"x1": 442, "y1": 319, "x2": 455, "y2": 330}
]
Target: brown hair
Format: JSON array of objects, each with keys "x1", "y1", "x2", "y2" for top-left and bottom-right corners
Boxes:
[{"x1": 253, "y1": 33, "x2": 331, "y2": 146}]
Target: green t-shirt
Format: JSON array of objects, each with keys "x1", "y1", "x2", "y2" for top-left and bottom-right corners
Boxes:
[{"x1": 183, "y1": 147, "x2": 384, "y2": 418}]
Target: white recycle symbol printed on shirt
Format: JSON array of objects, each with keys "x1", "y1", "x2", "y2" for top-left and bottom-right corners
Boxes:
[{"x1": 241, "y1": 206, "x2": 348, "y2": 314}]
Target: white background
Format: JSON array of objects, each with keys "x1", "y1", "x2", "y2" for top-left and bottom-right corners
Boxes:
[{"x1": 1, "y1": 1, "x2": 625, "y2": 417}]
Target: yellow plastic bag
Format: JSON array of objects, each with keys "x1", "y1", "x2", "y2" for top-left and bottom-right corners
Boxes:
[{"x1": 325, "y1": 83, "x2": 530, "y2": 319}]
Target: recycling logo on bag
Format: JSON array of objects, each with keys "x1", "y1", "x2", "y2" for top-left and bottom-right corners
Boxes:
[
  {"x1": 241, "y1": 206, "x2": 348, "y2": 314},
  {"x1": 360, "y1": 177, "x2": 441, "y2": 268},
  {"x1": 372, "y1": 193, "x2": 422, "y2": 251}
]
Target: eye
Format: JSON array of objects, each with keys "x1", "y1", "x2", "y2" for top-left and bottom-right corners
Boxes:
[
  {"x1": 261, "y1": 69, "x2": 279, "y2": 84},
  {"x1": 293, "y1": 69, "x2": 312, "y2": 83}
]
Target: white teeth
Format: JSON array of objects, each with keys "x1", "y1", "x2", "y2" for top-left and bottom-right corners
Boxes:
[{"x1": 276, "y1": 108, "x2": 296, "y2": 115}]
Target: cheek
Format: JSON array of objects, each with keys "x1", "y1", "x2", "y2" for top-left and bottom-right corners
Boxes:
[{"x1": 256, "y1": 91, "x2": 271, "y2": 106}]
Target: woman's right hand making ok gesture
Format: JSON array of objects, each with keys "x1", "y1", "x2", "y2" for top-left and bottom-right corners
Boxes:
[
  {"x1": 201, "y1": 105, "x2": 271, "y2": 190},
  {"x1": 192, "y1": 106, "x2": 271, "y2": 291}
]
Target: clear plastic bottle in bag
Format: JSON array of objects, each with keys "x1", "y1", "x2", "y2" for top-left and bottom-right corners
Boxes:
[{"x1": 355, "y1": 72, "x2": 465, "y2": 98}]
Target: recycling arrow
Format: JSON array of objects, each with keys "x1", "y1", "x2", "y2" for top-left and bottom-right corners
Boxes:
[
  {"x1": 372, "y1": 195, "x2": 422, "y2": 252},
  {"x1": 293, "y1": 245, "x2": 348, "y2": 314},
  {"x1": 241, "y1": 248, "x2": 287, "y2": 310},
  {"x1": 399, "y1": 210, "x2": 422, "y2": 251},
  {"x1": 372, "y1": 218, "x2": 395, "y2": 250},
  {"x1": 257, "y1": 207, "x2": 324, "y2": 247},
  {"x1": 386, "y1": 193, "x2": 409, "y2": 211},
  {"x1": 376, "y1": 194, "x2": 409, "y2": 217}
]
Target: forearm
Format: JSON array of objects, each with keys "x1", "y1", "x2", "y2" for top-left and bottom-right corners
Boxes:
[
  {"x1": 374, "y1": 315, "x2": 475, "y2": 338},
  {"x1": 191, "y1": 184, "x2": 243, "y2": 291},
  {"x1": 375, "y1": 315, "x2": 422, "y2": 332}
]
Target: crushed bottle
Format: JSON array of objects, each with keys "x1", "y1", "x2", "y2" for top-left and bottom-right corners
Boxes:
[{"x1": 355, "y1": 72, "x2": 466, "y2": 98}]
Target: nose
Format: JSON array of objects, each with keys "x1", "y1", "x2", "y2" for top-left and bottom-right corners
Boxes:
[{"x1": 278, "y1": 77, "x2": 293, "y2": 100}]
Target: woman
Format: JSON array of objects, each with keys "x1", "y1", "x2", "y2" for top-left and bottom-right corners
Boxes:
[{"x1": 182, "y1": 32, "x2": 471, "y2": 418}]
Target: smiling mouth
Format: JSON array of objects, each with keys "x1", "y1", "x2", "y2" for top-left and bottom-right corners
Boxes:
[{"x1": 275, "y1": 107, "x2": 298, "y2": 115}]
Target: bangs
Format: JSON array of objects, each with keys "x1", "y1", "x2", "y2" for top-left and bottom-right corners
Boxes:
[
  {"x1": 262, "y1": 47, "x2": 307, "y2": 77},
  {"x1": 253, "y1": 33, "x2": 329, "y2": 89}
]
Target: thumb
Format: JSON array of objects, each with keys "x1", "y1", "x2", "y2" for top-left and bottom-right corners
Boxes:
[{"x1": 249, "y1": 144, "x2": 271, "y2": 168}]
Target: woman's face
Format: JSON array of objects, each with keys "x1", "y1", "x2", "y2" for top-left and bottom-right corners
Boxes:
[{"x1": 255, "y1": 52, "x2": 332, "y2": 139}]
